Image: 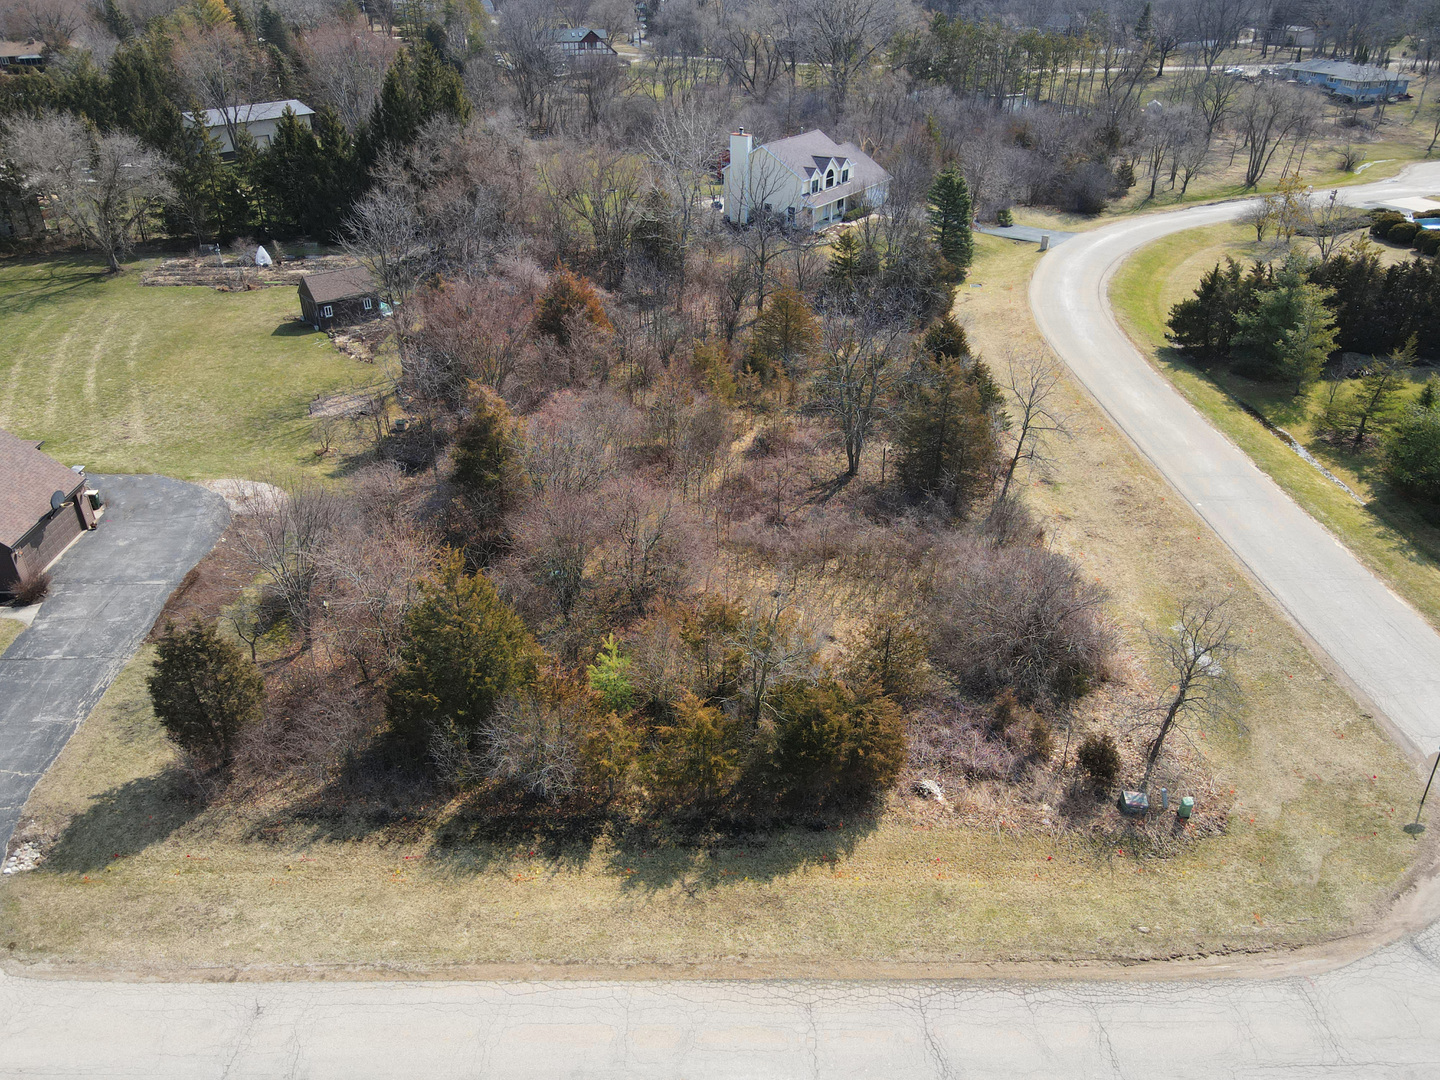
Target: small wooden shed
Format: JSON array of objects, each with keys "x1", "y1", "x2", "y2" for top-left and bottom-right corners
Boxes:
[
  {"x1": 298, "y1": 266, "x2": 382, "y2": 330},
  {"x1": 0, "y1": 428, "x2": 95, "y2": 595}
]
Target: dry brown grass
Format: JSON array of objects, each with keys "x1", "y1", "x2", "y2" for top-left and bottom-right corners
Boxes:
[
  {"x1": 0, "y1": 618, "x2": 23, "y2": 656},
  {"x1": 0, "y1": 235, "x2": 1424, "y2": 975}
]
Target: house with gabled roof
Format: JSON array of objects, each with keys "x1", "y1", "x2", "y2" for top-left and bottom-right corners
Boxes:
[
  {"x1": 544, "y1": 27, "x2": 616, "y2": 55},
  {"x1": 723, "y1": 128, "x2": 891, "y2": 231}
]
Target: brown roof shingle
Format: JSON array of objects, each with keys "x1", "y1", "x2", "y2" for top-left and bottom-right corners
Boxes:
[
  {"x1": 301, "y1": 265, "x2": 377, "y2": 305},
  {"x1": 0, "y1": 429, "x2": 85, "y2": 549}
]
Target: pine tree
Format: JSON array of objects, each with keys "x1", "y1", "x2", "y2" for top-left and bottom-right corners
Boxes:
[
  {"x1": 257, "y1": 3, "x2": 292, "y2": 54},
  {"x1": 745, "y1": 286, "x2": 820, "y2": 385},
  {"x1": 894, "y1": 352, "x2": 1001, "y2": 515},
  {"x1": 387, "y1": 549, "x2": 540, "y2": 756},
  {"x1": 586, "y1": 635, "x2": 635, "y2": 713},
  {"x1": 103, "y1": 0, "x2": 134, "y2": 40},
  {"x1": 1348, "y1": 335, "x2": 1416, "y2": 446},
  {"x1": 364, "y1": 43, "x2": 470, "y2": 160},
  {"x1": 535, "y1": 268, "x2": 611, "y2": 348},
  {"x1": 1235, "y1": 256, "x2": 1338, "y2": 395},
  {"x1": 927, "y1": 165, "x2": 974, "y2": 280},
  {"x1": 1134, "y1": 1, "x2": 1153, "y2": 40},
  {"x1": 147, "y1": 621, "x2": 265, "y2": 769},
  {"x1": 451, "y1": 386, "x2": 519, "y2": 514},
  {"x1": 652, "y1": 692, "x2": 739, "y2": 808}
]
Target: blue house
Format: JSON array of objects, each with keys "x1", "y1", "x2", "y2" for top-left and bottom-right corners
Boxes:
[{"x1": 1282, "y1": 60, "x2": 1409, "y2": 103}]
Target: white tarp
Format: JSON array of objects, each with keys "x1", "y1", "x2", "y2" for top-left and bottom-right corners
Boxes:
[{"x1": 255, "y1": 245, "x2": 273, "y2": 267}]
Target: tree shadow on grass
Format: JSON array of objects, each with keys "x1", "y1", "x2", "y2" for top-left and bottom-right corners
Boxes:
[
  {"x1": 1, "y1": 257, "x2": 113, "y2": 317},
  {"x1": 38, "y1": 768, "x2": 206, "y2": 874}
]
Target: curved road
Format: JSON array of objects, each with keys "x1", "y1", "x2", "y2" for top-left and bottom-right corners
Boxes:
[
  {"x1": 6, "y1": 173, "x2": 1440, "y2": 1077},
  {"x1": 1033, "y1": 161, "x2": 1440, "y2": 756}
]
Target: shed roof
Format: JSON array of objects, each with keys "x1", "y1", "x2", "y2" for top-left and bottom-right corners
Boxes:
[
  {"x1": 0, "y1": 428, "x2": 84, "y2": 549},
  {"x1": 186, "y1": 99, "x2": 315, "y2": 129},
  {"x1": 301, "y1": 265, "x2": 377, "y2": 304}
]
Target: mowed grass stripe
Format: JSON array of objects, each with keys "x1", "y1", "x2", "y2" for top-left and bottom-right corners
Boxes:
[{"x1": 0, "y1": 256, "x2": 378, "y2": 480}]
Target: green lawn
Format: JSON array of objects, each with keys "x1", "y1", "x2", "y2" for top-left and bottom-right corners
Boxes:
[
  {"x1": 0, "y1": 619, "x2": 23, "y2": 656},
  {"x1": 1110, "y1": 223, "x2": 1440, "y2": 631},
  {"x1": 0, "y1": 257, "x2": 382, "y2": 480}
]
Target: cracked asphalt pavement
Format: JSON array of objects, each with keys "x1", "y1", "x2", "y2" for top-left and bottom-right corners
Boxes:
[{"x1": 0, "y1": 474, "x2": 229, "y2": 854}]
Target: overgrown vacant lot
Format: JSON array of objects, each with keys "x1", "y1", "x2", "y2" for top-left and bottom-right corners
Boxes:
[
  {"x1": 1109, "y1": 222, "x2": 1440, "y2": 631},
  {"x1": 0, "y1": 257, "x2": 379, "y2": 479},
  {"x1": 0, "y1": 237, "x2": 1423, "y2": 975}
]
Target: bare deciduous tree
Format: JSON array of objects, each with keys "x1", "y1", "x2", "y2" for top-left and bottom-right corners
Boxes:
[
  {"x1": 5, "y1": 113, "x2": 173, "y2": 271},
  {"x1": 234, "y1": 477, "x2": 343, "y2": 642},
  {"x1": 999, "y1": 354, "x2": 1067, "y2": 499},
  {"x1": 806, "y1": 313, "x2": 909, "y2": 477},
  {"x1": 1140, "y1": 592, "x2": 1243, "y2": 792},
  {"x1": 300, "y1": 18, "x2": 400, "y2": 130}
]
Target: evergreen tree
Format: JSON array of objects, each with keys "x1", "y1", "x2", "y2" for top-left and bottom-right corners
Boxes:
[
  {"x1": 103, "y1": 0, "x2": 135, "y2": 40},
  {"x1": 535, "y1": 268, "x2": 611, "y2": 348},
  {"x1": 1235, "y1": 255, "x2": 1338, "y2": 395},
  {"x1": 1134, "y1": 1, "x2": 1153, "y2": 40},
  {"x1": 745, "y1": 286, "x2": 820, "y2": 385},
  {"x1": 652, "y1": 692, "x2": 739, "y2": 807},
  {"x1": 451, "y1": 386, "x2": 520, "y2": 514},
  {"x1": 767, "y1": 678, "x2": 906, "y2": 809},
  {"x1": 1347, "y1": 335, "x2": 1415, "y2": 446},
  {"x1": 387, "y1": 549, "x2": 540, "y2": 756},
  {"x1": 252, "y1": 105, "x2": 359, "y2": 238},
  {"x1": 258, "y1": 3, "x2": 293, "y2": 54},
  {"x1": 1385, "y1": 403, "x2": 1440, "y2": 504},
  {"x1": 894, "y1": 351, "x2": 1001, "y2": 515},
  {"x1": 927, "y1": 165, "x2": 974, "y2": 279},
  {"x1": 147, "y1": 621, "x2": 265, "y2": 769},
  {"x1": 586, "y1": 635, "x2": 635, "y2": 713},
  {"x1": 364, "y1": 43, "x2": 470, "y2": 160}
]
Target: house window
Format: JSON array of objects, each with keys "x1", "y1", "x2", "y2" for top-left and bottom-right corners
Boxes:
[
  {"x1": 811, "y1": 178, "x2": 819, "y2": 194},
  {"x1": 363, "y1": 298, "x2": 373, "y2": 310},
  {"x1": 321, "y1": 305, "x2": 333, "y2": 318},
  {"x1": 841, "y1": 168, "x2": 850, "y2": 183},
  {"x1": 826, "y1": 169, "x2": 835, "y2": 188}
]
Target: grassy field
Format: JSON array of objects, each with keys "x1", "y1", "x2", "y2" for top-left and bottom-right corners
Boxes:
[
  {"x1": 0, "y1": 235, "x2": 1424, "y2": 975},
  {"x1": 0, "y1": 619, "x2": 22, "y2": 656},
  {"x1": 0, "y1": 257, "x2": 382, "y2": 480},
  {"x1": 1109, "y1": 222, "x2": 1440, "y2": 632}
]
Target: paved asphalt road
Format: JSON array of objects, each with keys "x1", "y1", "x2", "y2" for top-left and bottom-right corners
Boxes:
[
  {"x1": 0, "y1": 474, "x2": 229, "y2": 854},
  {"x1": 7, "y1": 178, "x2": 1440, "y2": 1077},
  {"x1": 1032, "y1": 161, "x2": 1440, "y2": 756}
]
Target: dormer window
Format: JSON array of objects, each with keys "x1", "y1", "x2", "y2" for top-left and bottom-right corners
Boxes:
[
  {"x1": 810, "y1": 178, "x2": 819, "y2": 194},
  {"x1": 826, "y1": 169, "x2": 835, "y2": 188},
  {"x1": 841, "y1": 167, "x2": 850, "y2": 183}
]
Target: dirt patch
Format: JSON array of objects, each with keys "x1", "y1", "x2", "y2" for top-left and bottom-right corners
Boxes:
[
  {"x1": 146, "y1": 519, "x2": 257, "y2": 637},
  {"x1": 329, "y1": 319, "x2": 391, "y2": 363},
  {"x1": 141, "y1": 254, "x2": 360, "y2": 290}
]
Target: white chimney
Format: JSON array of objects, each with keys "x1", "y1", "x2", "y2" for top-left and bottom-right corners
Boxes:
[{"x1": 727, "y1": 128, "x2": 754, "y2": 224}]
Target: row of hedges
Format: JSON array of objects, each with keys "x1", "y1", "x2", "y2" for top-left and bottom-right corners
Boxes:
[{"x1": 1371, "y1": 211, "x2": 1440, "y2": 255}]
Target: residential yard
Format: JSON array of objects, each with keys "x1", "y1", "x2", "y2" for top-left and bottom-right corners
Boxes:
[
  {"x1": 0, "y1": 235, "x2": 1423, "y2": 976},
  {"x1": 1109, "y1": 222, "x2": 1440, "y2": 633},
  {"x1": 0, "y1": 619, "x2": 23, "y2": 656},
  {"x1": 0, "y1": 256, "x2": 384, "y2": 480}
]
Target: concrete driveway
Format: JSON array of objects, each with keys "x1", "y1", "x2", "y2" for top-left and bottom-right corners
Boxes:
[
  {"x1": 1031, "y1": 161, "x2": 1440, "y2": 756},
  {"x1": 0, "y1": 474, "x2": 229, "y2": 854}
]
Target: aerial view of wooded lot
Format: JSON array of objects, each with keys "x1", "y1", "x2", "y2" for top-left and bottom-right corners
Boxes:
[{"x1": 1, "y1": 0, "x2": 1440, "y2": 1071}]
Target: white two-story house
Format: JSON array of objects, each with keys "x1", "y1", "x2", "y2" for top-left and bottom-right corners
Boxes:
[{"x1": 723, "y1": 128, "x2": 891, "y2": 230}]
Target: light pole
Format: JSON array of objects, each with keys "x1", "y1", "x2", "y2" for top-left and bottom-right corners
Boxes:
[{"x1": 1406, "y1": 747, "x2": 1440, "y2": 834}]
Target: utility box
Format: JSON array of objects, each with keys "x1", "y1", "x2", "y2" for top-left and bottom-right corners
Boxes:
[
  {"x1": 1119, "y1": 790, "x2": 1149, "y2": 815},
  {"x1": 1178, "y1": 796, "x2": 1195, "y2": 820}
]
